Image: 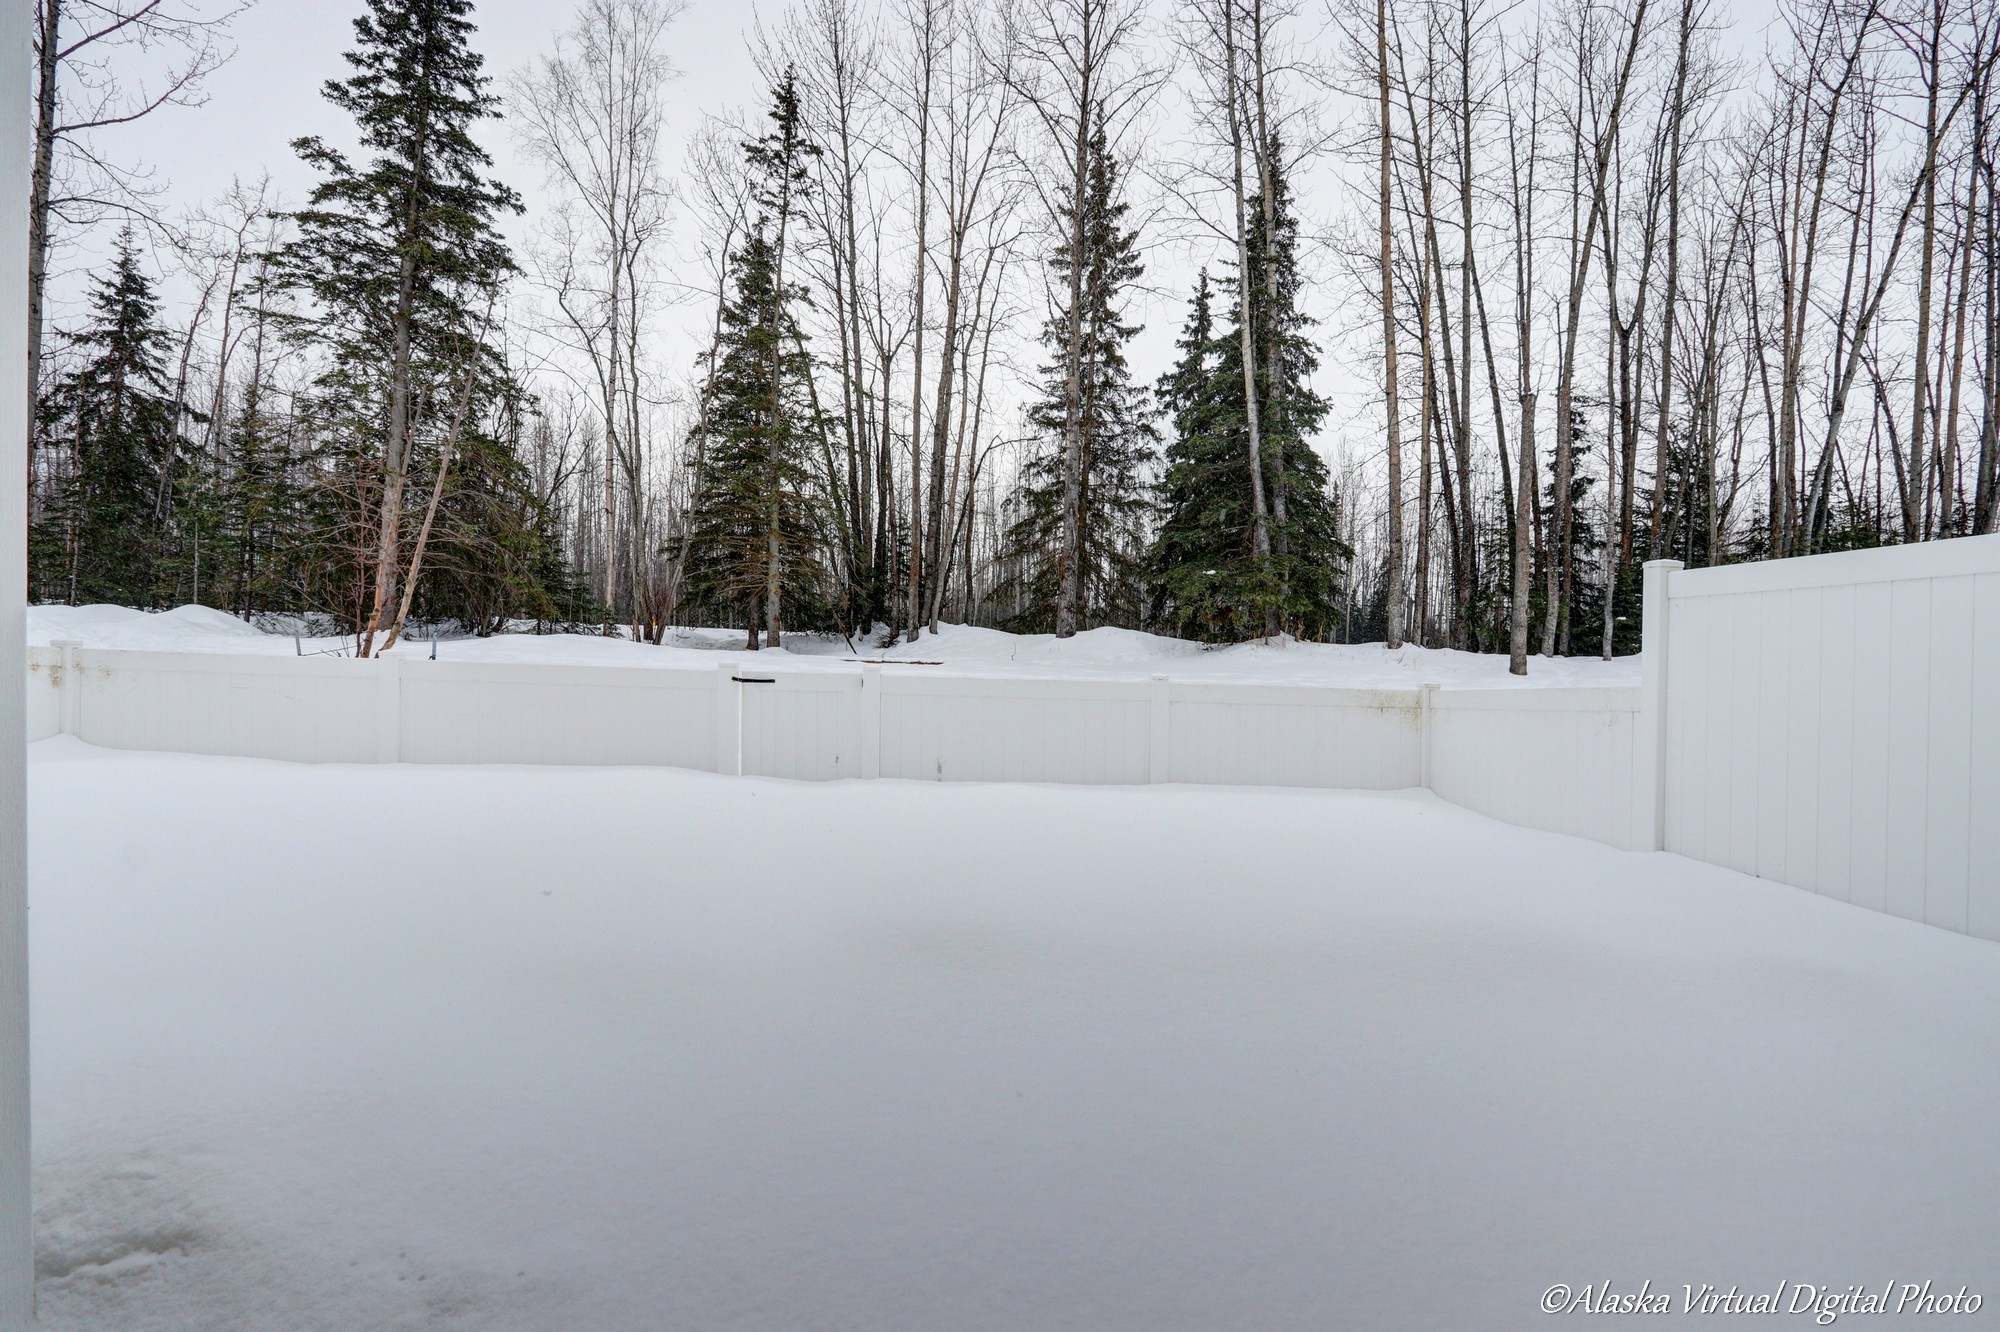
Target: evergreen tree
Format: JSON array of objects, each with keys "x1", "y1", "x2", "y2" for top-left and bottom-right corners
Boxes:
[
  {"x1": 1250, "y1": 154, "x2": 1348, "y2": 634},
  {"x1": 682, "y1": 72, "x2": 829, "y2": 648},
  {"x1": 1001, "y1": 118, "x2": 1155, "y2": 634},
  {"x1": 410, "y1": 388, "x2": 595, "y2": 632},
  {"x1": 1150, "y1": 154, "x2": 1348, "y2": 641},
  {"x1": 1150, "y1": 272, "x2": 1245, "y2": 638},
  {"x1": 211, "y1": 325, "x2": 309, "y2": 618},
  {"x1": 1540, "y1": 410, "x2": 1605, "y2": 655},
  {"x1": 32, "y1": 233, "x2": 185, "y2": 606},
  {"x1": 272, "y1": 0, "x2": 561, "y2": 644}
]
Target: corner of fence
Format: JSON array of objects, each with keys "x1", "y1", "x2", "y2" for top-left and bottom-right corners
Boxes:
[{"x1": 1637, "y1": 559, "x2": 1684, "y2": 851}]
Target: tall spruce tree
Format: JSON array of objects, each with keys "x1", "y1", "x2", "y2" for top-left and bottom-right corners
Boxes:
[
  {"x1": 272, "y1": 0, "x2": 538, "y2": 647},
  {"x1": 32, "y1": 232, "x2": 185, "y2": 607},
  {"x1": 1001, "y1": 118, "x2": 1155, "y2": 634},
  {"x1": 1150, "y1": 271, "x2": 1243, "y2": 638},
  {"x1": 1150, "y1": 154, "x2": 1347, "y2": 641},
  {"x1": 682, "y1": 72, "x2": 828, "y2": 648}
]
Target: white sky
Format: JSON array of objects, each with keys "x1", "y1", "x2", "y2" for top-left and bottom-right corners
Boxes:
[
  {"x1": 79, "y1": 0, "x2": 1337, "y2": 465},
  {"x1": 77, "y1": 0, "x2": 1795, "y2": 490},
  {"x1": 112, "y1": 0, "x2": 768, "y2": 213},
  {"x1": 70, "y1": 0, "x2": 772, "y2": 383}
]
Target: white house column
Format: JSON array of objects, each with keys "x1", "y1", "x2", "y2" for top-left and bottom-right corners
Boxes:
[{"x1": 0, "y1": 0, "x2": 36, "y2": 1322}]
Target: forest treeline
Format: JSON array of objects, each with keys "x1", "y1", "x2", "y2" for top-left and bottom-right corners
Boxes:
[{"x1": 24, "y1": 0, "x2": 2000, "y2": 667}]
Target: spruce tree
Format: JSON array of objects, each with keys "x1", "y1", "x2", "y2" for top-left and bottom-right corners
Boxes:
[
  {"x1": 1001, "y1": 118, "x2": 1155, "y2": 634},
  {"x1": 1150, "y1": 271, "x2": 1245, "y2": 639},
  {"x1": 32, "y1": 232, "x2": 184, "y2": 606},
  {"x1": 682, "y1": 72, "x2": 828, "y2": 648},
  {"x1": 1150, "y1": 153, "x2": 1348, "y2": 641},
  {"x1": 272, "y1": 0, "x2": 543, "y2": 646},
  {"x1": 213, "y1": 364, "x2": 304, "y2": 618},
  {"x1": 1251, "y1": 154, "x2": 1348, "y2": 633},
  {"x1": 1542, "y1": 408, "x2": 1605, "y2": 655}
]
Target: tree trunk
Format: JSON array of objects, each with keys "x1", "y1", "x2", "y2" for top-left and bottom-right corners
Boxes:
[
  {"x1": 904, "y1": 5, "x2": 937, "y2": 640},
  {"x1": 1651, "y1": 0, "x2": 1693, "y2": 555},
  {"x1": 1505, "y1": 42, "x2": 1539, "y2": 674},
  {"x1": 1939, "y1": 156, "x2": 1976, "y2": 533},
  {"x1": 1906, "y1": 0, "x2": 1944, "y2": 541},
  {"x1": 1250, "y1": 0, "x2": 1288, "y2": 602},
  {"x1": 1053, "y1": 143, "x2": 1089, "y2": 635},
  {"x1": 1377, "y1": 0, "x2": 1405, "y2": 650},
  {"x1": 1454, "y1": 0, "x2": 1476, "y2": 645},
  {"x1": 1415, "y1": 259, "x2": 1434, "y2": 646},
  {"x1": 1512, "y1": 393, "x2": 1535, "y2": 673},
  {"x1": 27, "y1": 0, "x2": 61, "y2": 496},
  {"x1": 1547, "y1": 0, "x2": 1650, "y2": 656},
  {"x1": 1978, "y1": 73, "x2": 1999, "y2": 532},
  {"x1": 1222, "y1": 0, "x2": 1274, "y2": 638}
]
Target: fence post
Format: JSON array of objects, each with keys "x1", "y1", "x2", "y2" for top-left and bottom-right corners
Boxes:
[
  {"x1": 374, "y1": 653, "x2": 402, "y2": 764},
  {"x1": 52, "y1": 639, "x2": 82, "y2": 737},
  {"x1": 1419, "y1": 682, "x2": 1438, "y2": 789},
  {"x1": 1149, "y1": 675, "x2": 1171, "y2": 784},
  {"x1": 1637, "y1": 559, "x2": 1683, "y2": 851},
  {"x1": 716, "y1": 662, "x2": 741, "y2": 776},
  {"x1": 860, "y1": 665, "x2": 881, "y2": 779}
]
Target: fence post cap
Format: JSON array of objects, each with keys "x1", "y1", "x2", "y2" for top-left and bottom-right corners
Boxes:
[{"x1": 1643, "y1": 558, "x2": 1685, "y2": 571}]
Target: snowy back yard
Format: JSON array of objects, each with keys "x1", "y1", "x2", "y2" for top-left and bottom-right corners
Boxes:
[
  {"x1": 31, "y1": 743, "x2": 2000, "y2": 1330},
  {"x1": 13, "y1": 0, "x2": 2000, "y2": 1318},
  {"x1": 23, "y1": 541, "x2": 2000, "y2": 1327}
]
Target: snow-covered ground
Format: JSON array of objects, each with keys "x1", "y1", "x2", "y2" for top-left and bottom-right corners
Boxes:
[
  {"x1": 26, "y1": 603, "x2": 1638, "y2": 688},
  {"x1": 30, "y1": 742, "x2": 1998, "y2": 1329}
]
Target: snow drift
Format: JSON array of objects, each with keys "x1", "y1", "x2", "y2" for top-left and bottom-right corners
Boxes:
[{"x1": 27, "y1": 604, "x2": 1639, "y2": 688}]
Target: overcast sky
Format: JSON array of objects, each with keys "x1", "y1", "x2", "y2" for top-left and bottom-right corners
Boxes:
[
  {"x1": 72, "y1": 0, "x2": 1273, "y2": 479},
  {"x1": 116, "y1": 0, "x2": 767, "y2": 216},
  {"x1": 81, "y1": 0, "x2": 1793, "y2": 479}
]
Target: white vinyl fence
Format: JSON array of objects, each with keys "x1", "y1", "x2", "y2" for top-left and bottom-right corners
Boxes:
[
  {"x1": 23, "y1": 642, "x2": 1644, "y2": 850},
  {"x1": 24, "y1": 532, "x2": 2000, "y2": 943},
  {"x1": 1656, "y1": 535, "x2": 2000, "y2": 943},
  {"x1": 1428, "y1": 687, "x2": 1652, "y2": 851}
]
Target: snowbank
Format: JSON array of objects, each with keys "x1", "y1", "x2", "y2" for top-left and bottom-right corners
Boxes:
[
  {"x1": 27, "y1": 604, "x2": 271, "y2": 652},
  {"x1": 30, "y1": 744, "x2": 1999, "y2": 1329},
  {"x1": 26, "y1": 604, "x2": 1639, "y2": 688},
  {"x1": 872, "y1": 621, "x2": 1638, "y2": 687}
]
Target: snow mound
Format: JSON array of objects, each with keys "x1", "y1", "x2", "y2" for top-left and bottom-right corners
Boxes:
[
  {"x1": 26, "y1": 606, "x2": 153, "y2": 640},
  {"x1": 879, "y1": 622, "x2": 1208, "y2": 666},
  {"x1": 29, "y1": 605, "x2": 269, "y2": 651},
  {"x1": 157, "y1": 605, "x2": 265, "y2": 637},
  {"x1": 26, "y1": 603, "x2": 1641, "y2": 687},
  {"x1": 881, "y1": 622, "x2": 1637, "y2": 688}
]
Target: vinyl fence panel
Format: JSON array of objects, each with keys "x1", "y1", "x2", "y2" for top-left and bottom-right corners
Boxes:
[{"x1": 1659, "y1": 535, "x2": 2000, "y2": 943}]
